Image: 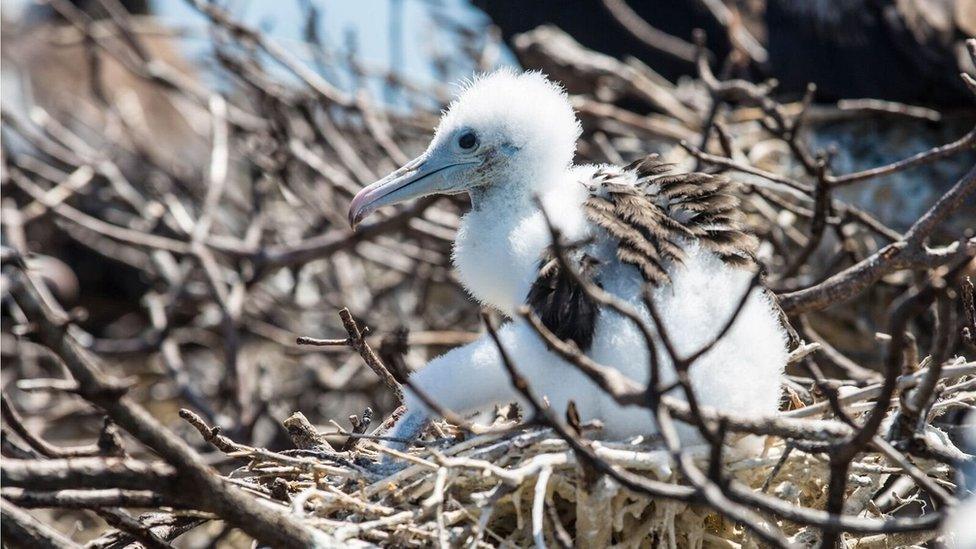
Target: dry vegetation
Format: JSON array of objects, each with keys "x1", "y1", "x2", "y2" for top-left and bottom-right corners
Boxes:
[{"x1": 1, "y1": 2, "x2": 975, "y2": 548}]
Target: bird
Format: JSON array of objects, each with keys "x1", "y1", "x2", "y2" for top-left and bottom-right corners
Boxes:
[{"x1": 348, "y1": 69, "x2": 788, "y2": 445}]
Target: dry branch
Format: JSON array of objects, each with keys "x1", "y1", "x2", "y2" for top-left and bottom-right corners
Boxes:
[{"x1": 2, "y1": 6, "x2": 973, "y2": 548}]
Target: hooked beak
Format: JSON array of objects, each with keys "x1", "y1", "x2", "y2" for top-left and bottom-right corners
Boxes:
[{"x1": 348, "y1": 153, "x2": 478, "y2": 228}]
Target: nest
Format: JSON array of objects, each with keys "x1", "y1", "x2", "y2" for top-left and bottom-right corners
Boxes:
[
  {"x1": 2, "y1": 1, "x2": 975, "y2": 547},
  {"x1": 174, "y1": 353, "x2": 972, "y2": 548}
]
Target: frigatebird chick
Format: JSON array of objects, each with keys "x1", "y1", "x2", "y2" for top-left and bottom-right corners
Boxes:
[{"x1": 349, "y1": 70, "x2": 788, "y2": 445}]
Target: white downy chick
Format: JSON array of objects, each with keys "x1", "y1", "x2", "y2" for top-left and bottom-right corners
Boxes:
[{"x1": 349, "y1": 69, "x2": 788, "y2": 444}]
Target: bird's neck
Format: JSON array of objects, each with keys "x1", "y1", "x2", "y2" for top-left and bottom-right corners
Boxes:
[
  {"x1": 467, "y1": 169, "x2": 554, "y2": 213},
  {"x1": 454, "y1": 167, "x2": 580, "y2": 317}
]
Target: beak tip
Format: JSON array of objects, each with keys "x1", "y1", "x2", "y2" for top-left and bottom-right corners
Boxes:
[
  {"x1": 348, "y1": 192, "x2": 369, "y2": 229},
  {"x1": 347, "y1": 152, "x2": 435, "y2": 230},
  {"x1": 347, "y1": 209, "x2": 362, "y2": 230}
]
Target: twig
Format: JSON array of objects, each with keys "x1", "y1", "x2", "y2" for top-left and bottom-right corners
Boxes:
[
  {"x1": 8, "y1": 268, "x2": 341, "y2": 548},
  {"x1": 0, "y1": 499, "x2": 81, "y2": 549},
  {"x1": 599, "y1": 0, "x2": 697, "y2": 63},
  {"x1": 827, "y1": 127, "x2": 975, "y2": 187},
  {"x1": 779, "y1": 165, "x2": 976, "y2": 313},
  {"x1": 1, "y1": 394, "x2": 103, "y2": 458},
  {"x1": 1, "y1": 488, "x2": 179, "y2": 509},
  {"x1": 334, "y1": 308, "x2": 405, "y2": 405}
]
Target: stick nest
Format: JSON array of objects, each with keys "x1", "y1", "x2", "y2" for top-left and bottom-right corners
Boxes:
[{"x1": 182, "y1": 358, "x2": 971, "y2": 549}]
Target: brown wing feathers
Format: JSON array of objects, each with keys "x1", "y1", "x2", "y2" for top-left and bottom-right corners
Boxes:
[
  {"x1": 528, "y1": 155, "x2": 757, "y2": 351},
  {"x1": 584, "y1": 155, "x2": 757, "y2": 285}
]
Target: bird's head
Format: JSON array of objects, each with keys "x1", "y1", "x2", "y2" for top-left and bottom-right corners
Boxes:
[{"x1": 349, "y1": 70, "x2": 581, "y2": 227}]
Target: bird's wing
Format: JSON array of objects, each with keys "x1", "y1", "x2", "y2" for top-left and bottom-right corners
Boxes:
[
  {"x1": 584, "y1": 155, "x2": 758, "y2": 284},
  {"x1": 526, "y1": 155, "x2": 758, "y2": 351}
]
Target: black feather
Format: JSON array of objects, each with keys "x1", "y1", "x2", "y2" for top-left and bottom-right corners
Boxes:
[{"x1": 525, "y1": 250, "x2": 600, "y2": 352}]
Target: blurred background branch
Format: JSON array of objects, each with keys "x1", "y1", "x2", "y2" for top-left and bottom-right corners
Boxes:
[{"x1": 1, "y1": 0, "x2": 974, "y2": 547}]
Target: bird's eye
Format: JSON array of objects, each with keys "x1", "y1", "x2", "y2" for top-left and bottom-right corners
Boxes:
[{"x1": 458, "y1": 131, "x2": 478, "y2": 150}]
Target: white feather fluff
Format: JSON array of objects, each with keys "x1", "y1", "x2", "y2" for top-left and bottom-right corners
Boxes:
[{"x1": 390, "y1": 70, "x2": 788, "y2": 443}]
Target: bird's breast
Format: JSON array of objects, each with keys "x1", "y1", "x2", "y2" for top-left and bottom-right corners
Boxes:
[{"x1": 453, "y1": 209, "x2": 551, "y2": 317}]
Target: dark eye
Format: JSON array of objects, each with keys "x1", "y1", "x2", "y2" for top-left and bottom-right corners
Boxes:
[{"x1": 458, "y1": 131, "x2": 478, "y2": 150}]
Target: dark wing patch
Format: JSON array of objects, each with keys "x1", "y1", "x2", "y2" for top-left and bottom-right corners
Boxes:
[
  {"x1": 526, "y1": 248, "x2": 601, "y2": 352},
  {"x1": 584, "y1": 155, "x2": 758, "y2": 285}
]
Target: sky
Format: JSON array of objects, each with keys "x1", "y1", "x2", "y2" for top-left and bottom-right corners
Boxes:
[
  {"x1": 156, "y1": 0, "x2": 486, "y2": 72},
  {"x1": 148, "y1": 0, "x2": 513, "y2": 100},
  {"x1": 2, "y1": 0, "x2": 515, "y2": 106}
]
